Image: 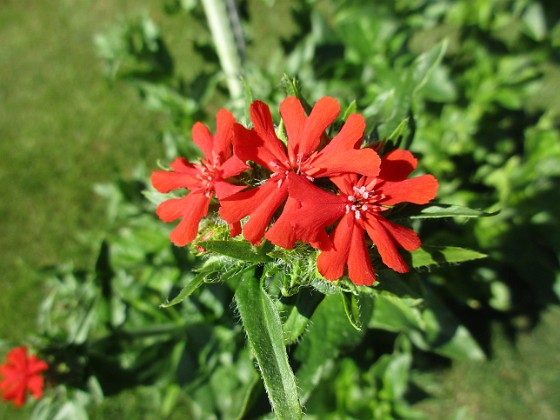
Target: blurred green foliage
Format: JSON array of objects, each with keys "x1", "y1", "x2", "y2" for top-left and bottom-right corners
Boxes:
[{"x1": 2, "y1": 0, "x2": 559, "y2": 418}]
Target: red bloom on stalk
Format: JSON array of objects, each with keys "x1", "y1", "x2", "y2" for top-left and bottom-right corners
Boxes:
[
  {"x1": 219, "y1": 96, "x2": 381, "y2": 246},
  {"x1": 151, "y1": 109, "x2": 248, "y2": 246},
  {"x1": 0, "y1": 346, "x2": 48, "y2": 407},
  {"x1": 287, "y1": 149, "x2": 439, "y2": 286}
]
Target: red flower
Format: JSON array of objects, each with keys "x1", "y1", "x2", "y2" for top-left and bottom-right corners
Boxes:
[
  {"x1": 287, "y1": 149, "x2": 439, "y2": 286},
  {"x1": 219, "y1": 96, "x2": 381, "y2": 245},
  {"x1": 151, "y1": 109, "x2": 248, "y2": 246},
  {"x1": 0, "y1": 346, "x2": 48, "y2": 407}
]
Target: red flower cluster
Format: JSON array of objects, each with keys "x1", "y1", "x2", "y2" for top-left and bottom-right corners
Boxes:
[
  {"x1": 152, "y1": 97, "x2": 438, "y2": 285},
  {"x1": 0, "y1": 346, "x2": 48, "y2": 407}
]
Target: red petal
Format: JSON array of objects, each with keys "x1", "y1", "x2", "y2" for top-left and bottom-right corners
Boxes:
[
  {"x1": 379, "y1": 149, "x2": 418, "y2": 181},
  {"x1": 326, "y1": 113, "x2": 366, "y2": 149},
  {"x1": 347, "y1": 223, "x2": 376, "y2": 286},
  {"x1": 296, "y1": 96, "x2": 340, "y2": 156},
  {"x1": 214, "y1": 179, "x2": 247, "y2": 200},
  {"x1": 309, "y1": 148, "x2": 381, "y2": 179},
  {"x1": 219, "y1": 178, "x2": 289, "y2": 245},
  {"x1": 156, "y1": 196, "x2": 191, "y2": 222},
  {"x1": 280, "y1": 97, "x2": 306, "y2": 160},
  {"x1": 192, "y1": 121, "x2": 213, "y2": 160},
  {"x1": 213, "y1": 108, "x2": 235, "y2": 159},
  {"x1": 316, "y1": 215, "x2": 353, "y2": 281},
  {"x1": 27, "y1": 357, "x2": 48, "y2": 375},
  {"x1": 242, "y1": 181, "x2": 289, "y2": 244},
  {"x1": 233, "y1": 124, "x2": 288, "y2": 171},
  {"x1": 364, "y1": 215, "x2": 409, "y2": 273},
  {"x1": 287, "y1": 173, "x2": 345, "y2": 247},
  {"x1": 264, "y1": 196, "x2": 301, "y2": 249},
  {"x1": 248, "y1": 101, "x2": 289, "y2": 165},
  {"x1": 220, "y1": 182, "x2": 270, "y2": 224},
  {"x1": 169, "y1": 157, "x2": 195, "y2": 173},
  {"x1": 3, "y1": 383, "x2": 26, "y2": 407},
  {"x1": 307, "y1": 114, "x2": 380, "y2": 178},
  {"x1": 6, "y1": 347, "x2": 27, "y2": 369},
  {"x1": 377, "y1": 217, "x2": 421, "y2": 251},
  {"x1": 378, "y1": 174, "x2": 438, "y2": 205},
  {"x1": 151, "y1": 170, "x2": 199, "y2": 193},
  {"x1": 168, "y1": 193, "x2": 211, "y2": 246},
  {"x1": 220, "y1": 155, "x2": 248, "y2": 178},
  {"x1": 26, "y1": 375, "x2": 44, "y2": 400},
  {"x1": 229, "y1": 221, "x2": 241, "y2": 238},
  {"x1": 329, "y1": 173, "x2": 359, "y2": 195}
]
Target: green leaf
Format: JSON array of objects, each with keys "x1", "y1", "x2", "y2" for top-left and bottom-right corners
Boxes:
[
  {"x1": 522, "y1": 3, "x2": 547, "y2": 41},
  {"x1": 341, "y1": 99, "x2": 357, "y2": 121},
  {"x1": 411, "y1": 246, "x2": 487, "y2": 268},
  {"x1": 235, "y1": 271, "x2": 302, "y2": 419},
  {"x1": 379, "y1": 40, "x2": 447, "y2": 139},
  {"x1": 369, "y1": 293, "x2": 425, "y2": 334},
  {"x1": 295, "y1": 294, "x2": 371, "y2": 402},
  {"x1": 388, "y1": 117, "x2": 413, "y2": 145},
  {"x1": 408, "y1": 204, "x2": 499, "y2": 219},
  {"x1": 199, "y1": 240, "x2": 272, "y2": 263},
  {"x1": 160, "y1": 271, "x2": 206, "y2": 308},
  {"x1": 281, "y1": 289, "x2": 324, "y2": 345},
  {"x1": 341, "y1": 292, "x2": 364, "y2": 331},
  {"x1": 408, "y1": 39, "x2": 448, "y2": 96},
  {"x1": 421, "y1": 284, "x2": 486, "y2": 360}
]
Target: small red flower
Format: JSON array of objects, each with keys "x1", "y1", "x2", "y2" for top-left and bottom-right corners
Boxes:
[
  {"x1": 0, "y1": 346, "x2": 48, "y2": 408},
  {"x1": 151, "y1": 109, "x2": 248, "y2": 246},
  {"x1": 287, "y1": 149, "x2": 439, "y2": 286},
  {"x1": 219, "y1": 96, "x2": 381, "y2": 246}
]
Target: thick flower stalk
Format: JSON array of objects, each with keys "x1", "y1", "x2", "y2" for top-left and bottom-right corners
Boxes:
[
  {"x1": 286, "y1": 149, "x2": 439, "y2": 285},
  {"x1": 219, "y1": 96, "x2": 380, "y2": 246},
  {"x1": 0, "y1": 346, "x2": 48, "y2": 407},
  {"x1": 151, "y1": 109, "x2": 248, "y2": 246}
]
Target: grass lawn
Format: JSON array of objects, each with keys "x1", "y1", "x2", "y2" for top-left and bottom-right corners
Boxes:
[
  {"x1": 0, "y1": 0, "x2": 167, "y2": 341},
  {"x1": 0, "y1": 0, "x2": 558, "y2": 418}
]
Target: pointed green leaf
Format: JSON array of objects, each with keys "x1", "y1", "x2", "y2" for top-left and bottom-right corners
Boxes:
[
  {"x1": 408, "y1": 39, "x2": 448, "y2": 95},
  {"x1": 341, "y1": 292, "x2": 363, "y2": 331},
  {"x1": 369, "y1": 293, "x2": 424, "y2": 333},
  {"x1": 380, "y1": 40, "x2": 447, "y2": 138},
  {"x1": 411, "y1": 246, "x2": 487, "y2": 268},
  {"x1": 281, "y1": 290, "x2": 324, "y2": 345},
  {"x1": 388, "y1": 117, "x2": 413, "y2": 146},
  {"x1": 341, "y1": 99, "x2": 357, "y2": 121},
  {"x1": 235, "y1": 271, "x2": 302, "y2": 419},
  {"x1": 160, "y1": 271, "x2": 206, "y2": 308},
  {"x1": 199, "y1": 240, "x2": 272, "y2": 263},
  {"x1": 409, "y1": 204, "x2": 499, "y2": 219}
]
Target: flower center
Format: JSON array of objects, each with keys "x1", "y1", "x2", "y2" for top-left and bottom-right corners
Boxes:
[
  {"x1": 198, "y1": 162, "x2": 217, "y2": 197},
  {"x1": 269, "y1": 160, "x2": 291, "y2": 188},
  {"x1": 345, "y1": 185, "x2": 385, "y2": 220}
]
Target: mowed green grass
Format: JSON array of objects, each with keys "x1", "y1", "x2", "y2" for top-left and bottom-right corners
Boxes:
[
  {"x1": 0, "y1": 0, "x2": 167, "y2": 341},
  {"x1": 0, "y1": 0, "x2": 559, "y2": 418}
]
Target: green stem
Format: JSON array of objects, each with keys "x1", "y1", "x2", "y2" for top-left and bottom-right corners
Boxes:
[{"x1": 201, "y1": 0, "x2": 244, "y2": 99}]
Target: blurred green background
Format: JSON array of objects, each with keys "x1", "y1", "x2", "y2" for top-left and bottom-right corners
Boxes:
[{"x1": 1, "y1": 0, "x2": 559, "y2": 418}]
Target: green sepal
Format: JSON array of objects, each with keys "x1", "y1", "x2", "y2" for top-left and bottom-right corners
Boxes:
[
  {"x1": 411, "y1": 245, "x2": 487, "y2": 268},
  {"x1": 235, "y1": 270, "x2": 302, "y2": 420}
]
